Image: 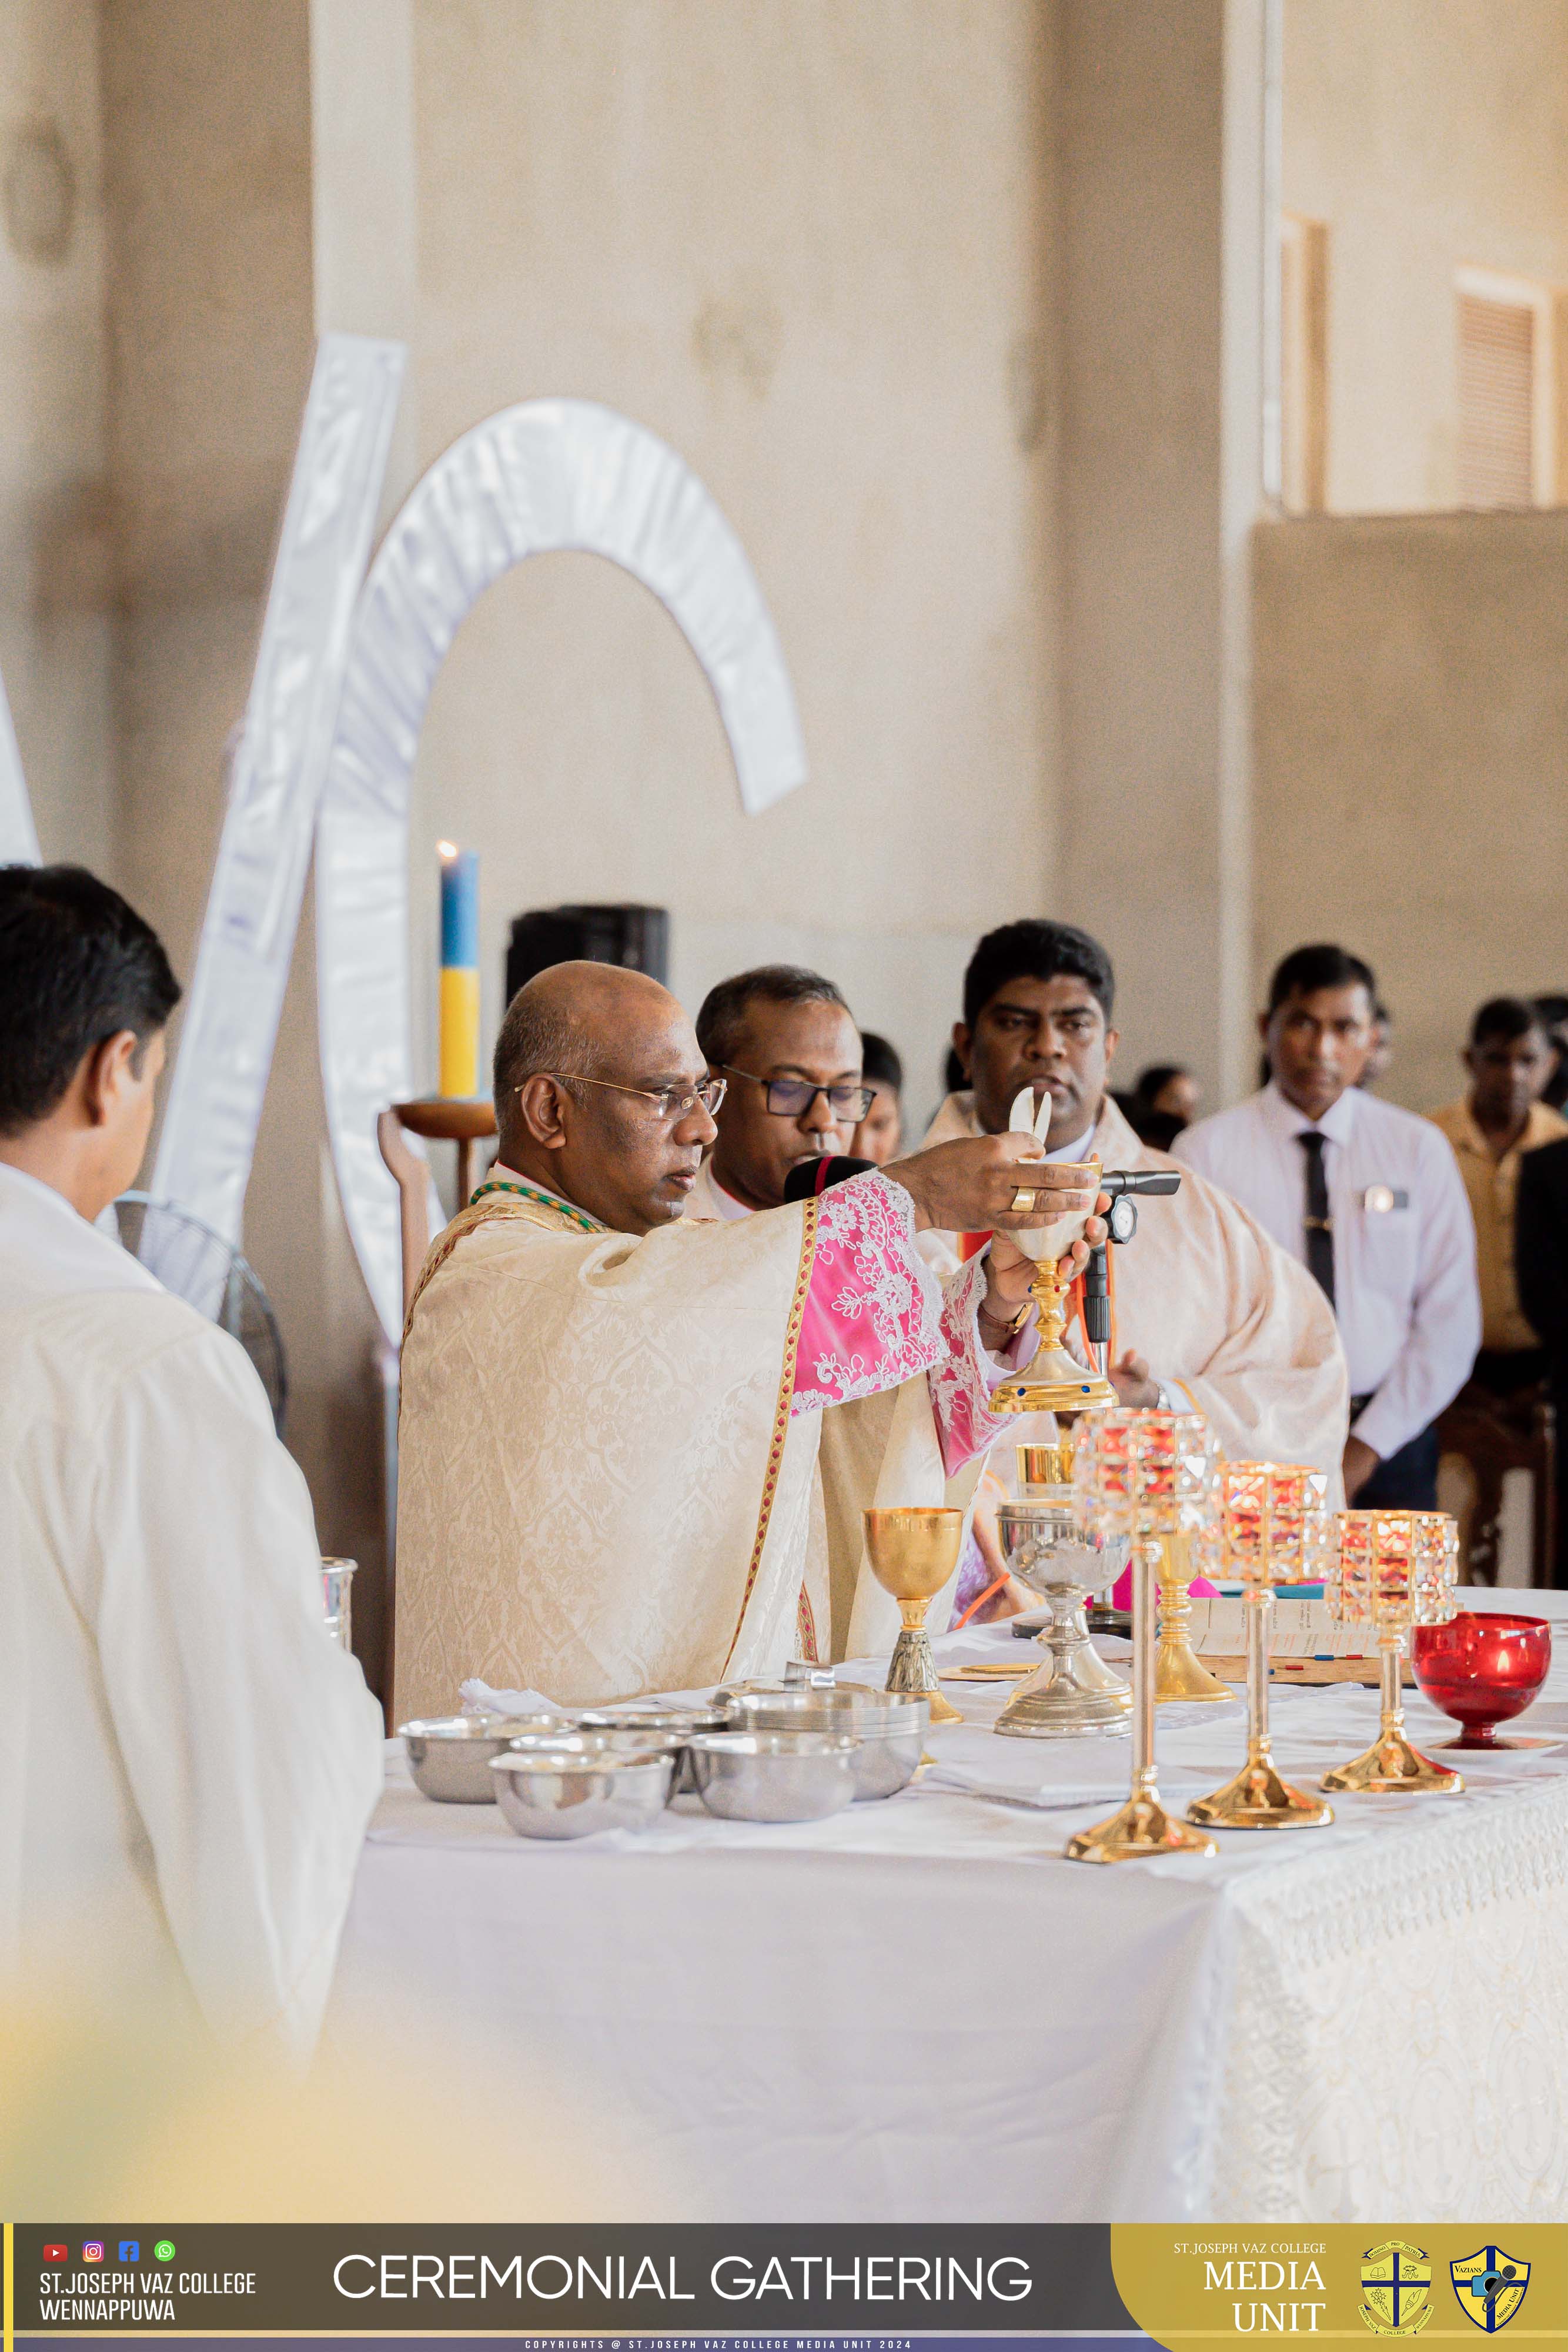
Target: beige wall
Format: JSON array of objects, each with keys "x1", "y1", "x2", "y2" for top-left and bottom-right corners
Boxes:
[
  {"x1": 409, "y1": 0, "x2": 1061, "y2": 1125},
  {"x1": 1253, "y1": 508, "x2": 1568, "y2": 1112},
  {"x1": 0, "y1": 0, "x2": 112, "y2": 868},
  {"x1": 1284, "y1": 0, "x2": 1568, "y2": 513}
]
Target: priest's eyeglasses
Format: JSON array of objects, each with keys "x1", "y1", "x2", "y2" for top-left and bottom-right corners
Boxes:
[
  {"x1": 537, "y1": 1073, "x2": 728, "y2": 1123},
  {"x1": 718, "y1": 1065, "x2": 876, "y2": 1121}
]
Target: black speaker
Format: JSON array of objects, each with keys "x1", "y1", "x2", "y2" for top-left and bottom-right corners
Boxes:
[{"x1": 504, "y1": 904, "x2": 670, "y2": 1005}]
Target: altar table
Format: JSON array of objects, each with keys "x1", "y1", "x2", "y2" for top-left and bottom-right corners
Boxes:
[{"x1": 328, "y1": 1588, "x2": 1568, "y2": 2223}]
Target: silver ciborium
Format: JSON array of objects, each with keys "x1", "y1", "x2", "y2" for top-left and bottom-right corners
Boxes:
[{"x1": 993, "y1": 1445, "x2": 1132, "y2": 1739}]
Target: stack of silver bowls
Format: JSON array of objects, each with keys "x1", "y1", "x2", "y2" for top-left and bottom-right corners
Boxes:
[
  {"x1": 717, "y1": 1681, "x2": 928, "y2": 1800},
  {"x1": 687, "y1": 1728, "x2": 862, "y2": 1822}
]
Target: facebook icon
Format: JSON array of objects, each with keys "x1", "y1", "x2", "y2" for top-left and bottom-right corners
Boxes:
[{"x1": 118, "y1": 2241, "x2": 139, "y2": 2262}]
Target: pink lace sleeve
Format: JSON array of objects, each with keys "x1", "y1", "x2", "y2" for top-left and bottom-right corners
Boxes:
[
  {"x1": 925, "y1": 1253, "x2": 1032, "y2": 1476},
  {"x1": 790, "y1": 1170, "x2": 947, "y2": 1412}
]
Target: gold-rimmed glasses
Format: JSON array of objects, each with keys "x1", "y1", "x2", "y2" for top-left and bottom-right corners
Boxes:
[{"x1": 530, "y1": 1073, "x2": 728, "y2": 1124}]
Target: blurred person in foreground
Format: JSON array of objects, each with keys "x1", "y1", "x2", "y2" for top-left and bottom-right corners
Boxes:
[
  {"x1": 852, "y1": 1030, "x2": 904, "y2": 1164},
  {"x1": 1429, "y1": 997, "x2": 1566, "y2": 1398},
  {"x1": 924, "y1": 920, "x2": 1347, "y2": 1477},
  {"x1": 1178, "y1": 944, "x2": 1478, "y2": 1508},
  {"x1": 0, "y1": 864, "x2": 382, "y2": 2065},
  {"x1": 394, "y1": 961, "x2": 1106, "y2": 1713}
]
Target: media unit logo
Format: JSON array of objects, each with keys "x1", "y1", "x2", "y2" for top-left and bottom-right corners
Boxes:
[
  {"x1": 1450, "y1": 2247, "x2": 1530, "y2": 2332},
  {"x1": 1360, "y1": 2242, "x2": 1432, "y2": 2336}
]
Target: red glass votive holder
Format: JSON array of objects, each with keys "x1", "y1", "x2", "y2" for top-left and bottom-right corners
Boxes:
[{"x1": 1411, "y1": 1612, "x2": 1552, "y2": 1750}]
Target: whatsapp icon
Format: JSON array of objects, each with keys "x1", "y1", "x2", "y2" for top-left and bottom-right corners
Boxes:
[{"x1": 153, "y1": 2241, "x2": 175, "y2": 2262}]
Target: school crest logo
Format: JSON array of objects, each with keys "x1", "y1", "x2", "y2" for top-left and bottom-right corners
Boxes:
[
  {"x1": 1360, "y1": 2241, "x2": 1432, "y2": 2334},
  {"x1": 1450, "y1": 2247, "x2": 1530, "y2": 2331}
]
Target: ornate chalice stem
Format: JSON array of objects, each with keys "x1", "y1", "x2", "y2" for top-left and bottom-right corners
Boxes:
[
  {"x1": 885, "y1": 1592, "x2": 962, "y2": 1726},
  {"x1": 1320, "y1": 1628, "x2": 1464, "y2": 1795},
  {"x1": 1065, "y1": 1542, "x2": 1218, "y2": 1862},
  {"x1": 1153, "y1": 1532, "x2": 1231, "y2": 1703},
  {"x1": 1186, "y1": 1585, "x2": 1333, "y2": 1829}
]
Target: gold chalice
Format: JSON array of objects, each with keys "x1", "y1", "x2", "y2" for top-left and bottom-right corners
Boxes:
[
  {"x1": 1186, "y1": 1462, "x2": 1334, "y2": 1830},
  {"x1": 1320, "y1": 1509, "x2": 1464, "y2": 1795},
  {"x1": 1064, "y1": 1408, "x2": 1223, "y2": 1862},
  {"x1": 862, "y1": 1506, "x2": 965, "y2": 1726},
  {"x1": 988, "y1": 1157, "x2": 1117, "y2": 1418}
]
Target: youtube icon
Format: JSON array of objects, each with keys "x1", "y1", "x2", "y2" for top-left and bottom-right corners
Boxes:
[{"x1": 42, "y1": 2244, "x2": 66, "y2": 2264}]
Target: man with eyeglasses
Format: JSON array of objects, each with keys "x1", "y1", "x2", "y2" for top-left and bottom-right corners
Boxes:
[
  {"x1": 393, "y1": 959, "x2": 1103, "y2": 1717},
  {"x1": 687, "y1": 965, "x2": 874, "y2": 1218}
]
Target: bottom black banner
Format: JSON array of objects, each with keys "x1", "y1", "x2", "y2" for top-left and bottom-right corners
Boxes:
[{"x1": 4, "y1": 2226, "x2": 1134, "y2": 2338}]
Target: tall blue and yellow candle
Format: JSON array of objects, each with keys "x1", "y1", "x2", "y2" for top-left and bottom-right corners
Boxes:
[{"x1": 437, "y1": 841, "x2": 481, "y2": 1097}]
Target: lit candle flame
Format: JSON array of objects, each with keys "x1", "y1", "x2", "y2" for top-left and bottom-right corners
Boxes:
[{"x1": 436, "y1": 839, "x2": 458, "y2": 858}]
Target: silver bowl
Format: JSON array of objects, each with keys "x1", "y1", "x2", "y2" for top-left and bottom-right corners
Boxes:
[
  {"x1": 720, "y1": 1686, "x2": 928, "y2": 1799},
  {"x1": 490, "y1": 1749, "x2": 674, "y2": 1840},
  {"x1": 688, "y1": 1729, "x2": 860, "y2": 1822},
  {"x1": 575, "y1": 1704, "x2": 728, "y2": 1794},
  {"x1": 506, "y1": 1725, "x2": 686, "y2": 1795},
  {"x1": 399, "y1": 1715, "x2": 529, "y2": 1803}
]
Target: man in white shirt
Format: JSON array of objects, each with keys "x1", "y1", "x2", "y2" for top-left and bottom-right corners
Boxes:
[
  {"x1": 0, "y1": 863, "x2": 383, "y2": 2063},
  {"x1": 1176, "y1": 943, "x2": 1480, "y2": 1507}
]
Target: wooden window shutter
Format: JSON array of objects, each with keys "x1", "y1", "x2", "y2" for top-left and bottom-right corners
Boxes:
[{"x1": 1457, "y1": 290, "x2": 1536, "y2": 507}]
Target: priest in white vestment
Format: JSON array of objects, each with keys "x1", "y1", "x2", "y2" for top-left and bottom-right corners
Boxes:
[
  {"x1": 394, "y1": 963, "x2": 1104, "y2": 1718},
  {"x1": 0, "y1": 865, "x2": 383, "y2": 2063},
  {"x1": 925, "y1": 921, "x2": 1349, "y2": 1490}
]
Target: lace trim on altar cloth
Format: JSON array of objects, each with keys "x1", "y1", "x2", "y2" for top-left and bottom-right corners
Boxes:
[
  {"x1": 1193, "y1": 1775, "x2": 1568, "y2": 2223},
  {"x1": 790, "y1": 1170, "x2": 947, "y2": 1413}
]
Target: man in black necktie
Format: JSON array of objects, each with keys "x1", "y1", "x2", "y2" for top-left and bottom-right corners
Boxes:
[{"x1": 1178, "y1": 945, "x2": 1480, "y2": 1508}]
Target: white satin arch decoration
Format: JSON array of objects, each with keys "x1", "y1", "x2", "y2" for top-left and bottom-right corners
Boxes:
[
  {"x1": 0, "y1": 663, "x2": 41, "y2": 864},
  {"x1": 152, "y1": 332, "x2": 406, "y2": 1244},
  {"x1": 316, "y1": 396, "x2": 808, "y2": 1344}
]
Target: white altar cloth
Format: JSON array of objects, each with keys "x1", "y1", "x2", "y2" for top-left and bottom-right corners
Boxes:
[{"x1": 329, "y1": 1588, "x2": 1568, "y2": 2223}]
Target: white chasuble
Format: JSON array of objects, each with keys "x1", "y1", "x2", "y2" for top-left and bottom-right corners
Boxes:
[{"x1": 393, "y1": 1178, "x2": 995, "y2": 1716}]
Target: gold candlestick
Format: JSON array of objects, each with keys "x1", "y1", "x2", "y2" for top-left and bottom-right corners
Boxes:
[
  {"x1": 1064, "y1": 1409, "x2": 1221, "y2": 1862},
  {"x1": 862, "y1": 1506, "x2": 965, "y2": 1726},
  {"x1": 1320, "y1": 1510, "x2": 1464, "y2": 1795},
  {"x1": 1153, "y1": 1530, "x2": 1233, "y2": 1703},
  {"x1": 1187, "y1": 1462, "x2": 1333, "y2": 1830}
]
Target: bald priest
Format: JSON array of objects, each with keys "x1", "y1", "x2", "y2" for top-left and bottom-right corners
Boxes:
[{"x1": 393, "y1": 964, "x2": 1101, "y2": 1717}]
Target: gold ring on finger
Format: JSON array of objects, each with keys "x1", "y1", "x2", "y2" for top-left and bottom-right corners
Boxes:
[{"x1": 1011, "y1": 1188, "x2": 1037, "y2": 1214}]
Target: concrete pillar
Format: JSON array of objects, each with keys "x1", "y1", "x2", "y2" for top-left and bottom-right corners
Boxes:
[
  {"x1": 1057, "y1": 0, "x2": 1269, "y2": 1104},
  {"x1": 101, "y1": 0, "x2": 419, "y2": 1696}
]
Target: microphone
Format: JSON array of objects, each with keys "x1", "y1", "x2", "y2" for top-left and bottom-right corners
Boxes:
[{"x1": 782, "y1": 1154, "x2": 877, "y2": 1202}]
